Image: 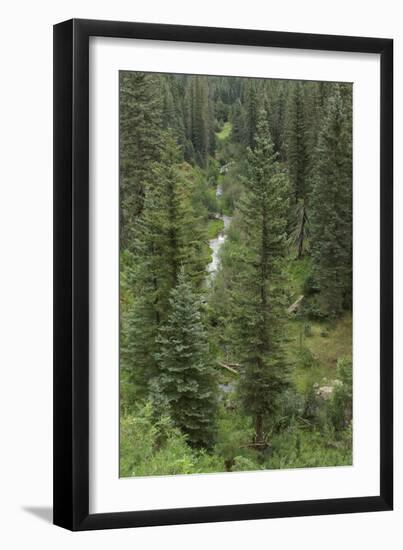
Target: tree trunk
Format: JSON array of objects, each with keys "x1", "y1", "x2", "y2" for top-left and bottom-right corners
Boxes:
[
  {"x1": 297, "y1": 205, "x2": 306, "y2": 259},
  {"x1": 255, "y1": 414, "x2": 264, "y2": 446}
]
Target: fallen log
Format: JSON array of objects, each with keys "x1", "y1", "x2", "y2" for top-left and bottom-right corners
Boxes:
[
  {"x1": 287, "y1": 294, "x2": 304, "y2": 314},
  {"x1": 217, "y1": 362, "x2": 240, "y2": 376}
]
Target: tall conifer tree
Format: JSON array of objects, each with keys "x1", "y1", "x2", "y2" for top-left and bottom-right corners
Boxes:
[
  {"x1": 155, "y1": 268, "x2": 217, "y2": 449},
  {"x1": 265, "y1": 80, "x2": 287, "y2": 161},
  {"x1": 119, "y1": 72, "x2": 163, "y2": 247},
  {"x1": 285, "y1": 82, "x2": 309, "y2": 203},
  {"x1": 285, "y1": 82, "x2": 310, "y2": 258},
  {"x1": 232, "y1": 110, "x2": 290, "y2": 446},
  {"x1": 121, "y1": 135, "x2": 209, "y2": 397},
  {"x1": 310, "y1": 86, "x2": 352, "y2": 317}
]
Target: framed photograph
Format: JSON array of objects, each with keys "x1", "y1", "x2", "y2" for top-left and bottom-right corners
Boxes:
[{"x1": 53, "y1": 19, "x2": 393, "y2": 530}]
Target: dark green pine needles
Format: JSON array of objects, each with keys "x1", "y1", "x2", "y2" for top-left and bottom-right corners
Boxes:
[
  {"x1": 155, "y1": 268, "x2": 218, "y2": 449},
  {"x1": 231, "y1": 110, "x2": 290, "y2": 446},
  {"x1": 310, "y1": 85, "x2": 352, "y2": 318},
  {"x1": 121, "y1": 134, "x2": 209, "y2": 398},
  {"x1": 119, "y1": 71, "x2": 164, "y2": 247}
]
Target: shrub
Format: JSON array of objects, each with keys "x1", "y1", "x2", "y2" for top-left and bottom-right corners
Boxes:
[
  {"x1": 327, "y1": 357, "x2": 352, "y2": 431},
  {"x1": 214, "y1": 407, "x2": 254, "y2": 467},
  {"x1": 265, "y1": 423, "x2": 352, "y2": 470},
  {"x1": 296, "y1": 347, "x2": 318, "y2": 369},
  {"x1": 120, "y1": 402, "x2": 224, "y2": 477},
  {"x1": 303, "y1": 272, "x2": 320, "y2": 296},
  {"x1": 232, "y1": 456, "x2": 261, "y2": 472}
]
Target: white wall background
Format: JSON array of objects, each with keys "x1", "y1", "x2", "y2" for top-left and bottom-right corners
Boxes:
[{"x1": 0, "y1": 0, "x2": 400, "y2": 547}]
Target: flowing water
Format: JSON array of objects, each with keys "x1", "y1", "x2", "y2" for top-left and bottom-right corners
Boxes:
[
  {"x1": 208, "y1": 214, "x2": 232, "y2": 275},
  {"x1": 208, "y1": 186, "x2": 235, "y2": 394}
]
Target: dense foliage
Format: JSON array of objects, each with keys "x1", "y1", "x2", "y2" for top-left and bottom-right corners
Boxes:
[
  {"x1": 154, "y1": 268, "x2": 218, "y2": 448},
  {"x1": 230, "y1": 112, "x2": 290, "y2": 446},
  {"x1": 120, "y1": 72, "x2": 353, "y2": 477}
]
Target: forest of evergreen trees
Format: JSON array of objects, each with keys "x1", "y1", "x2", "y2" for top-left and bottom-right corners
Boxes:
[{"x1": 119, "y1": 71, "x2": 353, "y2": 477}]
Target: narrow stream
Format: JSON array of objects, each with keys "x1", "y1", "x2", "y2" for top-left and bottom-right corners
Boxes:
[
  {"x1": 208, "y1": 184, "x2": 235, "y2": 395},
  {"x1": 208, "y1": 215, "x2": 231, "y2": 275},
  {"x1": 208, "y1": 184, "x2": 232, "y2": 276}
]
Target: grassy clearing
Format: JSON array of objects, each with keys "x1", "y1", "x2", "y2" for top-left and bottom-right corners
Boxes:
[
  {"x1": 305, "y1": 314, "x2": 352, "y2": 371},
  {"x1": 288, "y1": 314, "x2": 352, "y2": 393},
  {"x1": 284, "y1": 256, "x2": 352, "y2": 392},
  {"x1": 216, "y1": 121, "x2": 232, "y2": 141}
]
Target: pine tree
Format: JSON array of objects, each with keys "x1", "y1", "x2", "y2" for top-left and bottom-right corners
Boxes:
[
  {"x1": 241, "y1": 79, "x2": 259, "y2": 148},
  {"x1": 208, "y1": 89, "x2": 216, "y2": 157},
  {"x1": 121, "y1": 292, "x2": 161, "y2": 398},
  {"x1": 284, "y1": 82, "x2": 311, "y2": 257},
  {"x1": 159, "y1": 137, "x2": 210, "y2": 291},
  {"x1": 289, "y1": 198, "x2": 310, "y2": 259},
  {"x1": 309, "y1": 85, "x2": 352, "y2": 317},
  {"x1": 121, "y1": 134, "x2": 209, "y2": 397},
  {"x1": 231, "y1": 98, "x2": 244, "y2": 143},
  {"x1": 119, "y1": 71, "x2": 163, "y2": 247},
  {"x1": 160, "y1": 76, "x2": 187, "y2": 155},
  {"x1": 303, "y1": 82, "x2": 327, "y2": 164},
  {"x1": 192, "y1": 77, "x2": 211, "y2": 166},
  {"x1": 120, "y1": 170, "x2": 169, "y2": 397},
  {"x1": 265, "y1": 80, "x2": 287, "y2": 161},
  {"x1": 285, "y1": 82, "x2": 309, "y2": 203},
  {"x1": 155, "y1": 268, "x2": 217, "y2": 449},
  {"x1": 230, "y1": 79, "x2": 260, "y2": 147},
  {"x1": 182, "y1": 76, "x2": 215, "y2": 167},
  {"x1": 232, "y1": 110, "x2": 290, "y2": 446}
]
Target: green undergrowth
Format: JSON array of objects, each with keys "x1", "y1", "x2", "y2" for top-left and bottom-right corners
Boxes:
[
  {"x1": 207, "y1": 218, "x2": 225, "y2": 239},
  {"x1": 216, "y1": 121, "x2": 232, "y2": 141}
]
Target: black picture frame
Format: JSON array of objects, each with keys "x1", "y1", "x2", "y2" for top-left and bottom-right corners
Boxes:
[{"x1": 53, "y1": 18, "x2": 393, "y2": 531}]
